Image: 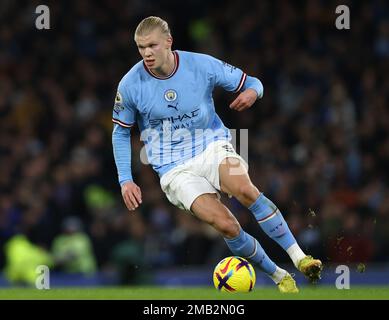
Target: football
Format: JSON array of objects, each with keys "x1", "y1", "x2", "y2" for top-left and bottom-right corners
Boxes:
[{"x1": 213, "y1": 256, "x2": 256, "y2": 292}]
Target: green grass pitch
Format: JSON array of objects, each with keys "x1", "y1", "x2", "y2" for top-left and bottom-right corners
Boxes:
[{"x1": 0, "y1": 286, "x2": 388, "y2": 300}]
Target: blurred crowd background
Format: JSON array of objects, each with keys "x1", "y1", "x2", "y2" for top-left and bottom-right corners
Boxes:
[{"x1": 0, "y1": 0, "x2": 388, "y2": 285}]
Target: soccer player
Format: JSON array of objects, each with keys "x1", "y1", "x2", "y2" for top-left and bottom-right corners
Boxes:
[{"x1": 112, "y1": 16, "x2": 322, "y2": 293}]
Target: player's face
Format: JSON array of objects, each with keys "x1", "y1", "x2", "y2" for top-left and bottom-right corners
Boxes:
[{"x1": 135, "y1": 29, "x2": 172, "y2": 70}]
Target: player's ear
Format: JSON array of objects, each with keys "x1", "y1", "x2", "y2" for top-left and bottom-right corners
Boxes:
[{"x1": 166, "y1": 35, "x2": 173, "y2": 49}]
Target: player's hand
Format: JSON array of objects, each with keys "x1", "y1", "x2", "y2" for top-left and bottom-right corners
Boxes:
[
  {"x1": 229, "y1": 88, "x2": 258, "y2": 111},
  {"x1": 121, "y1": 181, "x2": 142, "y2": 212}
]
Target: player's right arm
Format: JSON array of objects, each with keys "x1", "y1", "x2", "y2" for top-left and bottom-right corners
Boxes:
[{"x1": 111, "y1": 81, "x2": 142, "y2": 212}]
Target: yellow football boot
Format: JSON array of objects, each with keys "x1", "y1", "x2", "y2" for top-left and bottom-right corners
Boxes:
[
  {"x1": 298, "y1": 255, "x2": 323, "y2": 283},
  {"x1": 277, "y1": 273, "x2": 299, "y2": 293}
]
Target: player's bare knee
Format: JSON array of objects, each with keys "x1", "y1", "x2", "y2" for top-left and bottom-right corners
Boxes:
[
  {"x1": 238, "y1": 183, "x2": 260, "y2": 206},
  {"x1": 214, "y1": 217, "x2": 240, "y2": 238}
]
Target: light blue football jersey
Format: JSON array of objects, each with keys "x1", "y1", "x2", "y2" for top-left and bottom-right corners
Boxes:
[{"x1": 112, "y1": 50, "x2": 251, "y2": 177}]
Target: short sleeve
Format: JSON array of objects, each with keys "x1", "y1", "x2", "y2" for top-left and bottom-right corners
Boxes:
[
  {"x1": 112, "y1": 80, "x2": 137, "y2": 128},
  {"x1": 205, "y1": 55, "x2": 247, "y2": 93}
]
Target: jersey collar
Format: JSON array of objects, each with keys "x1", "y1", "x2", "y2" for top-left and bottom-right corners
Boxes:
[{"x1": 143, "y1": 51, "x2": 179, "y2": 80}]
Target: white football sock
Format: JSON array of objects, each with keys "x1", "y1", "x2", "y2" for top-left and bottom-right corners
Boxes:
[
  {"x1": 270, "y1": 266, "x2": 288, "y2": 284},
  {"x1": 286, "y1": 243, "x2": 306, "y2": 268}
]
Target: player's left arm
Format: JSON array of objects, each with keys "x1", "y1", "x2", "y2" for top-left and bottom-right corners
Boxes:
[
  {"x1": 205, "y1": 55, "x2": 264, "y2": 112},
  {"x1": 229, "y1": 76, "x2": 263, "y2": 111}
]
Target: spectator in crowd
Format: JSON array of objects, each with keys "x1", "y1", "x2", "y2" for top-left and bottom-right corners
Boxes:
[{"x1": 51, "y1": 216, "x2": 97, "y2": 275}]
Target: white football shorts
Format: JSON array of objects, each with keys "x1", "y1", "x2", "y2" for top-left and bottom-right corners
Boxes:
[{"x1": 160, "y1": 140, "x2": 248, "y2": 212}]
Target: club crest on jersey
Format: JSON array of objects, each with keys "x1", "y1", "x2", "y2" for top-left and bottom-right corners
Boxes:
[
  {"x1": 164, "y1": 89, "x2": 177, "y2": 102},
  {"x1": 113, "y1": 91, "x2": 124, "y2": 114}
]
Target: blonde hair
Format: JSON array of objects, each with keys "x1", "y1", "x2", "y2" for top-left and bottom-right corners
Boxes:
[{"x1": 134, "y1": 16, "x2": 171, "y2": 39}]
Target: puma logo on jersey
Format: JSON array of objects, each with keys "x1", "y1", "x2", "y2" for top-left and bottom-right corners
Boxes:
[{"x1": 167, "y1": 103, "x2": 178, "y2": 111}]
